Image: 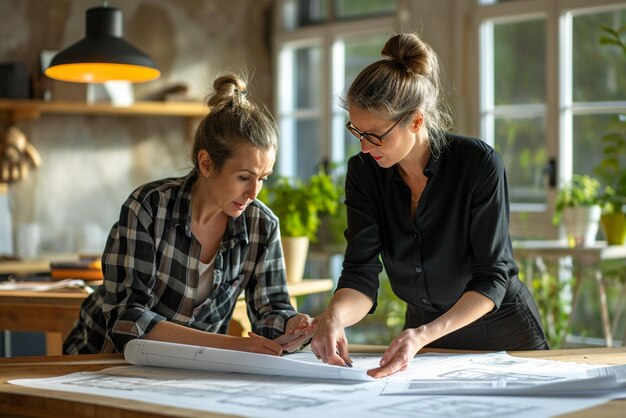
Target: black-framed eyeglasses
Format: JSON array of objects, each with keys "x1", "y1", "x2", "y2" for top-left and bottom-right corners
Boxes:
[{"x1": 345, "y1": 114, "x2": 408, "y2": 146}]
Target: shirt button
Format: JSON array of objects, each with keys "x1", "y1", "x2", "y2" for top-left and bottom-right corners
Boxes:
[
  {"x1": 422, "y1": 298, "x2": 429, "y2": 304},
  {"x1": 413, "y1": 233, "x2": 418, "y2": 239},
  {"x1": 415, "y1": 266, "x2": 422, "y2": 274}
]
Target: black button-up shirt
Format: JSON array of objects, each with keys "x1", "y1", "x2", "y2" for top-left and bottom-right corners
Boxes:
[{"x1": 337, "y1": 133, "x2": 519, "y2": 315}]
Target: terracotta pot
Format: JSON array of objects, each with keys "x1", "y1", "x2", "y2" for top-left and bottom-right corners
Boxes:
[
  {"x1": 281, "y1": 236, "x2": 309, "y2": 284},
  {"x1": 600, "y1": 212, "x2": 626, "y2": 245}
]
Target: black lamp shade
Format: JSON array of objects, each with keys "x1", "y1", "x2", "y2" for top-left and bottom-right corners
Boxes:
[{"x1": 45, "y1": 6, "x2": 160, "y2": 83}]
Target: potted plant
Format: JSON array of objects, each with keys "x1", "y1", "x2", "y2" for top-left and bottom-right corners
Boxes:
[
  {"x1": 553, "y1": 174, "x2": 602, "y2": 247},
  {"x1": 259, "y1": 169, "x2": 341, "y2": 283},
  {"x1": 593, "y1": 25, "x2": 626, "y2": 245},
  {"x1": 594, "y1": 120, "x2": 626, "y2": 245}
]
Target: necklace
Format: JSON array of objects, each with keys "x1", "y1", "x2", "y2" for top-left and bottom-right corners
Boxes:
[{"x1": 411, "y1": 195, "x2": 419, "y2": 206}]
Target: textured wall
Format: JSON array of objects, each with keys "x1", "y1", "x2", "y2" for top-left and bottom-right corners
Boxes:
[{"x1": 0, "y1": 0, "x2": 273, "y2": 254}]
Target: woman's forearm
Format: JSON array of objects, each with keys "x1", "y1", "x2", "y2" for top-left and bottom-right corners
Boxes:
[
  {"x1": 144, "y1": 320, "x2": 238, "y2": 350},
  {"x1": 325, "y1": 288, "x2": 373, "y2": 327},
  {"x1": 419, "y1": 291, "x2": 495, "y2": 343}
]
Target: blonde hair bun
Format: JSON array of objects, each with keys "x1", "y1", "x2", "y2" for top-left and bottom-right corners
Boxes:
[
  {"x1": 381, "y1": 33, "x2": 434, "y2": 77},
  {"x1": 207, "y1": 73, "x2": 252, "y2": 111}
]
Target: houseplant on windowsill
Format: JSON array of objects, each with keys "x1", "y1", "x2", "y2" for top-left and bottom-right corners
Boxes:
[
  {"x1": 259, "y1": 170, "x2": 341, "y2": 283},
  {"x1": 553, "y1": 174, "x2": 602, "y2": 247},
  {"x1": 593, "y1": 25, "x2": 626, "y2": 245},
  {"x1": 594, "y1": 120, "x2": 626, "y2": 245}
]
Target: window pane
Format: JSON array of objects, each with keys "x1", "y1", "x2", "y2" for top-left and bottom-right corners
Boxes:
[
  {"x1": 573, "y1": 9, "x2": 626, "y2": 102},
  {"x1": 572, "y1": 114, "x2": 615, "y2": 177},
  {"x1": 333, "y1": 34, "x2": 387, "y2": 166},
  {"x1": 494, "y1": 117, "x2": 547, "y2": 204},
  {"x1": 294, "y1": 47, "x2": 322, "y2": 109},
  {"x1": 494, "y1": 19, "x2": 546, "y2": 105},
  {"x1": 295, "y1": 119, "x2": 322, "y2": 178},
  {"x1": 283, "y1": 0, "x2": 328, "y2": 30},
  {"x1": 335, "y1": 0, "x2": 395, "y2": 19},
  {"x1": 343, "y1": 34, "x2": 387, "y2": 87}
]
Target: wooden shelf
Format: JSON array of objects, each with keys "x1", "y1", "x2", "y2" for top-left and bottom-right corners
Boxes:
[{"x1": 0, "y1": 99, "x2": 207, "y2": 121}]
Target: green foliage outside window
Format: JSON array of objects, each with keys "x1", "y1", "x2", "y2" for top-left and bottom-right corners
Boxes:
[{"x1": 594, "y1": 25, "x2": 626, "y2": 215}]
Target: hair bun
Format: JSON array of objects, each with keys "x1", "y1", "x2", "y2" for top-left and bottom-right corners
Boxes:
[
  {"x1": 207, "y1": 73, "x2": 252, "y2": 111},
  {"x1": 381, "y1": 33, "x2": 434, "y2": 76}
]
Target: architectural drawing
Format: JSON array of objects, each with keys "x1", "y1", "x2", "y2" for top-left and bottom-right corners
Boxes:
[
  {"x1": 9, "y1": 351, "x2": 624, "y2": 418},
  {"x1": 372, "y1": 397, "x2": 538, "y2": 418}
]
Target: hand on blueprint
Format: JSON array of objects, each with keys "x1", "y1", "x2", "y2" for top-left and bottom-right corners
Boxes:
[
  {"x1": 309, "y1": 311, "x2": 353, "y2": 367},
  {"x1": 367, "y1": 327, "x2": 426, "y2": 378},
  {"x1": 241, "y1": 332, "x2": 283, "y2": 355},
  {"x1": 274, "y1": 319, "x2": 316, "y2": 354}
]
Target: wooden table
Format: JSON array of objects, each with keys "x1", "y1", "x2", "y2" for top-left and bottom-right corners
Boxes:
[
  {"x1": 0, "y1": 347, "x2": 624, "y2": 418},
  {"x1": 0, "y1": 279, "x2": 334, "y2": 356},
  {"x1": 513, "y1": 240, "x2": 626, "y2": 347}
]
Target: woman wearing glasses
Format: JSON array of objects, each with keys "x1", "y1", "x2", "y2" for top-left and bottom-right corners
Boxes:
[{"x1": 310, "y1": 33, "x2": 548, "y2": 377}]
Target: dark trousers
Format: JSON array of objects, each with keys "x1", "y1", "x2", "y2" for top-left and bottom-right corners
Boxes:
[{"x1": 405, "y1": 282, "x2": 549, "y2": 351}]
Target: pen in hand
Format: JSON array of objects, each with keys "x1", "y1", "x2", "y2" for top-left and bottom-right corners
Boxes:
[{"x1": 337, "y1": 351, "x2": 352, "y2": 367}]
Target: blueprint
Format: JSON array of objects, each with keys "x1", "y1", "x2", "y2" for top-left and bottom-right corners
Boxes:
[
  {"x1": 9, "y1": 363, "x2": 621, "y2": 418},
  {"x1": 123, "y1": 339, "x2": 626, "y2": 396},
  {"x1": 380, "y1": 352, "x2": 626, "y2": 395}
]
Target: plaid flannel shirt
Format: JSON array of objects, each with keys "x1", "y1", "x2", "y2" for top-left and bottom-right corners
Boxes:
[{"x1": 63, "y1": 173, "x2": 296, "y2": 354}]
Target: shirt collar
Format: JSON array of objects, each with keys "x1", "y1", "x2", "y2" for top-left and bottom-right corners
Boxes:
[{"x1": 388, "y1": 152, "x2": 440, "y2": 181}]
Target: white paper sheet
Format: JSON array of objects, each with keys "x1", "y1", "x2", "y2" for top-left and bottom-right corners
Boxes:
[
  {"x1": 124, "y1": 339, "x2": 374, "y2": 381},
  {"x1": 10, "y1": 365, "x2": 620, "y2": 418},
  {"x1": 379, "y1": 351, "x2": 626, "y2": 396}
]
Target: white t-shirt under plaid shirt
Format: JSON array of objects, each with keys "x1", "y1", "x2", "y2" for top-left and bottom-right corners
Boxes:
[{"x1": 63, "y1": 172, "x2": 296, "y2": 354}]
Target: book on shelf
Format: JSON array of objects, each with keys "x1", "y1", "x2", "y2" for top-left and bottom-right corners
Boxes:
[{"x1": 49, "y1": 256, "x2": 103, "y2": 281}]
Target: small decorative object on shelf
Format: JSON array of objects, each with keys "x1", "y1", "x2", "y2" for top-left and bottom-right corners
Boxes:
[{"x1": 0, "y1": 126, "x2": 41, "y2": 183}]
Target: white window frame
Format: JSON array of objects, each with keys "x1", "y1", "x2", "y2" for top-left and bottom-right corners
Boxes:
[
  {"x1": 470, "y1": 0, "x2": 626, "y2": 238},
  {"x1": 272, "y1": 0, "x2": 400, "y2": 178}
]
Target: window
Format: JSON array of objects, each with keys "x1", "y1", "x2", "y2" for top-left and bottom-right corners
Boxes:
[
  {"x1": 570, "y1": 9, "x2": 626, "y2": 176},
  {"x1": 476, "y1": 0, "x2": 626, "y2": 236},
  {"x1": 481, "y1": 16, "x2": 547, "y2": 206},
  {"x1": 274, "y1": 0, "x2": 398, "y2": 179}
]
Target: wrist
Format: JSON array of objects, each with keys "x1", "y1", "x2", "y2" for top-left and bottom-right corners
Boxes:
[
  {"x1": 320, "y1": 306, "x2": 343, "y2": 326},
  {"x1": 413, "y1": 324, "x2": 437, "y2": 346}
]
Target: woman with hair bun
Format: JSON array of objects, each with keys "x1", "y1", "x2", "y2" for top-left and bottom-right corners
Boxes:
[
  {"x1": 310, "y1": 33, "x2": 548, "y2": 377},
  {"x1": 64, "y1": 73, "x2": 311, "y2": 356}
]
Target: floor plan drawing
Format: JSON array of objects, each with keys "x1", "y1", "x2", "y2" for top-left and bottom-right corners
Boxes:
[{"x1": 10, "y1": 351, "x2": 624, "y2": 418}]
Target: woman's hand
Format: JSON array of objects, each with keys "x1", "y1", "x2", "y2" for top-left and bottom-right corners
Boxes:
[
  {"x1": 310, "y1": 310, "x2": 352, "y2": 367},
  {"x1": 234, "y1": 332, "x2": 283, "y2": 356},
  {"x1": 274, "y1": 314, "x2": 315, "y2": 353},
  {"x1": 285, "y1": 313, "x2": 313, "y2": 332},
  {"x1": 367, "y1": 326, "x2": 428, "y2": 378}
]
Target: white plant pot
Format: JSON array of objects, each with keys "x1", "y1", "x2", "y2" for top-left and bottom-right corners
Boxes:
[
  {"x1": 562, "y1": 205, "x2": 602, "y2": 247},
  {"x1": 281, "y1": 236, "x2": 310, "y2": 284}
]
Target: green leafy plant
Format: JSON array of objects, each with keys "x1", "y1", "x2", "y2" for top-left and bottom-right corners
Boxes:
[
  {"x1": 519, "y1": 267, "x2": 571, "y2": 349},
  {"x1": 599, "y1": 24, "x2": 626, "y2": 52},
  {"x1": 594, "y1": 121, "x2": 626, "y2": 214},
  {"x1": 553, "y1": 174, "x2": 601, "y2": 225},
  {"x1": 594, "y1": 25, "x2": 626, "y2": 215},
  {"x1": 259, "y1": 170, "x2": 342, "y2": 241}
]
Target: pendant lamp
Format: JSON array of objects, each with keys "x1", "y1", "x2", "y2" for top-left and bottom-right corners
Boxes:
[{"x1": 45, "y1": 3, "x2": 160, "y2": 83}]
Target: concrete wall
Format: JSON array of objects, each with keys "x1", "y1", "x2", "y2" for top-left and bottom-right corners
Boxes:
[{"x1": 0, "y1": 0, "x2": 273, "y2": 255}]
